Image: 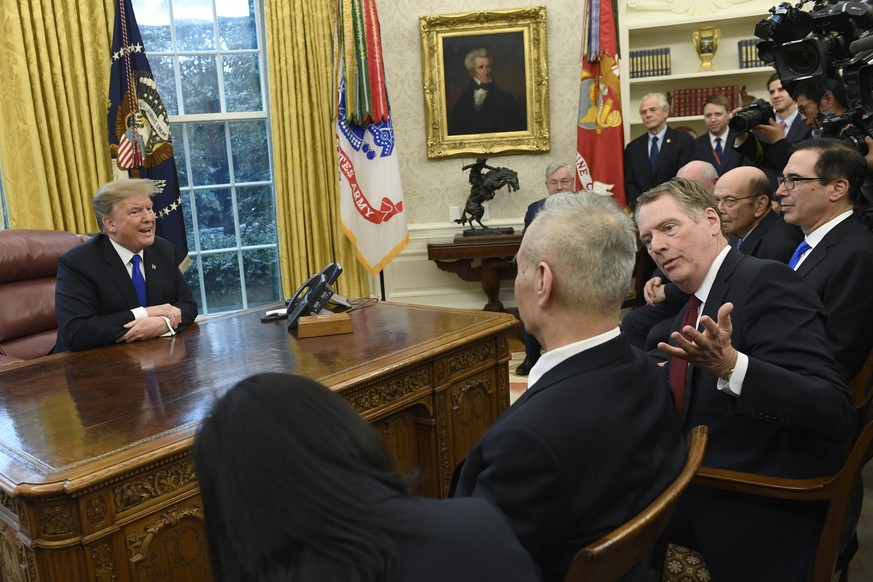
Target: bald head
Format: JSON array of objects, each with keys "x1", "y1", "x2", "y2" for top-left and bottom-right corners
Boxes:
[
  {"x1": 713, "y1": 166, "x2": 773, "y2": 238},
  {"x1": 676, "y1": 161, "x2": 718, "y2": 193}
]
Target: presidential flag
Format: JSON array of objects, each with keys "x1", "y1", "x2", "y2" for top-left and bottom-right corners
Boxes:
[
  {"x1": 334, "y1": 0, "x2": 407, "y2": 275},
  {"x1": 576, "y1": 0, "x2": 627, "y2": 208},
  {"x1": 108, "y1": 0, "x2": 189, "y2": 267}
]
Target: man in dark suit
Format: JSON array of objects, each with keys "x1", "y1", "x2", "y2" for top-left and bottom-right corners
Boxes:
[
  {"x1": 715, "y1": 166, "x2": 802, "y2": 261},
  {"x1": 634, "y1": 177, "x2": 854, "y2": 581},
  {"x1": 453, "y1": 193, "x2": 685, "y2": 582},
  {"x1": 515, "y1": 162, "x2": 575, "y2": 375},
  {"x1": 624, "y1": 92, "x2": 694, "y2": 208},
  {"x1": 691, "y1": 94, "x2": 751, "y2": 176},
  {"x1": 55, "y1": 179, "x2": 197, "y2": 353},
  {"x1": 448, "y1": 48, "x2": 525, "y2": 136},
  {"x1": 777, "y1": 139, "x2": 873, "y2": 380}
]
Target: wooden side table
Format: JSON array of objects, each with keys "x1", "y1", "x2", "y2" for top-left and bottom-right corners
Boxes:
[{"x1": 427, "y1": 233, "x2": 522, "y2": 311}]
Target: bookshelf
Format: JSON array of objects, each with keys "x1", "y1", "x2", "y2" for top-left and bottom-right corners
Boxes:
[{"x1": 619, "y1": 1, "x2": 777, "y2": 141}]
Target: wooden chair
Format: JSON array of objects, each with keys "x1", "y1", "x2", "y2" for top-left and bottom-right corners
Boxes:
[
  {"x1": 564, "y1": 425, "x2": 708, "y2": 582},
  {"x1": 679, "y1": 359, "x2": 873, "y2": 582}
]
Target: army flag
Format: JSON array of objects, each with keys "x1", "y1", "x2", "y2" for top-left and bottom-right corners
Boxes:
[
  {"x1": 576, "y1": 0, "x2": 627, "y2": 208},
  {"x1": 108, "y1": 0, "x2": 189, "y2": 267},
  {"x1": 334, "y1": 0, "x2": 407, "y2": 275}
]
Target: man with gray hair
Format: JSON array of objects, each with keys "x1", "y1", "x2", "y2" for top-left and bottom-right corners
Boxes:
[
  {"x1": 448, "y1": 48, "x2": 525, "y2": 136},
  {"x1": 55, "y1": 179, "x2": 197, "y2": 352},
  {"x1": 634, "y1": 177, "x2": 853, "y2": 580},
  {"x1": 453, "y1": 192, "x2": 684, "y2": 582}
]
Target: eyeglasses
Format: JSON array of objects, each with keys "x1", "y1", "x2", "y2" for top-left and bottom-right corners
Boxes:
[
  {"x1": 547, "y1": 178, "x2": 574, "y2": 188},
  {"x1": 777, "y1": 175, "x2": 820, "y2": 190},
  {"x1": 714, "y1": 195, "x2": 754, "y2": 209}
]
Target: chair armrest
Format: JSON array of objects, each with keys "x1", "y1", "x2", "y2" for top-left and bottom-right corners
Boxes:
[{"x1": 693, "y1": 466, "x2": 831, "y2": 501}]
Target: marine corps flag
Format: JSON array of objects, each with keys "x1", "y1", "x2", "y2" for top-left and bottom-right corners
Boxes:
[
  {"x1": 576, "y1": 0, "x2": 627, "y2": 208},
  {"x1": 334, "y1": 0, "x2": 408, "y2": 276},
  {"x1": 108, "y1": 0, "x2": 189, "y2": 267}
]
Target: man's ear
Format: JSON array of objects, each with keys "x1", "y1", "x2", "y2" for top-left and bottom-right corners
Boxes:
[
  {"x1": 537, "y1": 261, "x2": 553, "y2": 307},
  {"x1": 829, "y1": 177, "x2": 850, "y2": 202},
  {"x1": 753, "y1": 195, "x2": 770, "y2": 217},
  {"x1": 102, "y1": 215, "x2": 115, "y2": 234}
]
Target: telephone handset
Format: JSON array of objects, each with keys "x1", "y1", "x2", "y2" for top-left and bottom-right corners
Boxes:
[{"x1": 286, "y1": 263, "x2": 343, "y2": 329}]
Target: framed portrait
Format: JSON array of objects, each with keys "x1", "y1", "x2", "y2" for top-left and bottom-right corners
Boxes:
[{"x1": 419, "y1": 6, "x2": 549, "y2": 159}]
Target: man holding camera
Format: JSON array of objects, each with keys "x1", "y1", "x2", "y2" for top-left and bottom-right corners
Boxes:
[{"x1": 691, "y1": 94, "x2": 753, "y2": 176}]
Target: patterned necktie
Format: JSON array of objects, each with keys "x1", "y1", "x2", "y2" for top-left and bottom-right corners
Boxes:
[
  {"x1": 668, "y1": 295, "x2": 701, "y2": 421},
  {"x1": 787, "y1": 240, "x2": 812, "y2": 270},
  {"x1": 650, "y1": 136, "x2": 660, "y2": 173},
  {"x1": 714, "y1": 137, "x2": 723, "y2": 167},
  {"x1": 131, "y1": 254, "x2": 147, "y2": 307},
  {"x1": 780, "y1": 119, "x2": 787, "y2": 131}
]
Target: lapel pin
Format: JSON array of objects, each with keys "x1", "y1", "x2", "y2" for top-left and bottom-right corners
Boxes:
[{"x1": 151, "y1": 264, "x2": 157, "y2": 270}]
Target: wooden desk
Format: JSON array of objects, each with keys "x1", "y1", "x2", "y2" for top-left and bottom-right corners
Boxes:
[
  {"x1": 0, "y1": 302, "x2": 514, "y2": 582},
  {"x1": 427, "y1": 232, "x2": 522, "y2": 311}
]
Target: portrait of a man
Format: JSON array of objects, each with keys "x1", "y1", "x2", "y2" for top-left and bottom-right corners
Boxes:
[{"x1": 444, "y1": 34, "x2": 527, "y2": 136}]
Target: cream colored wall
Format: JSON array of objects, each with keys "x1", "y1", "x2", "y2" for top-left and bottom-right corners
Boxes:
[{"x1": 379, "y1": 0, "x2": 585, "y2": 224}]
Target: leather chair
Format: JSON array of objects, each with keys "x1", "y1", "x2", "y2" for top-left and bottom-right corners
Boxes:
[
  {"x1": 0, "y1": 229, "x2": 86, "y2": 366},
  {"x1": 564, "y1": 425, "x2": 708, "y2": 582}
]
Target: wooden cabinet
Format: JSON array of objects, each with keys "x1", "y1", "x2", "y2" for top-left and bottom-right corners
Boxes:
[{"x1": 619, "y1": 0, "x2": 778, "y2": 141}]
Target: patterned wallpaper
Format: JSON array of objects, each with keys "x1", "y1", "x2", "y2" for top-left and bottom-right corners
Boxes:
[{"x1": 379, "y1": 0, "x2": 585, "y2": 224}]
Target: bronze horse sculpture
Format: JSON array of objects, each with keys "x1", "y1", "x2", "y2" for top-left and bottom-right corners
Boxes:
[{"x1": 456, "y1": 161, "x2": 520, "y2": 230}]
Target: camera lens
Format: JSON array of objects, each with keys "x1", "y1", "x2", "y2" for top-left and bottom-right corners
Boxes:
[{"x1": 784, "y1": 42, "x2": 821, "y2": 76}]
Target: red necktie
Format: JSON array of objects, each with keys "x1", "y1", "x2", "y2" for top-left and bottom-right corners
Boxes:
[{"x1": 668, "y1": 295, "x2": 701, "y2": 420}]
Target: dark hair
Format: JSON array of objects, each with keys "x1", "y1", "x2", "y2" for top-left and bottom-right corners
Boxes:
[
  {"x1": 791, "y1": 139, "x2": 867, "y2": 203},
  {"x1": 792, "y1": 76, "x2": 848, "y2": 110},
  {"x1": 767, "y1": 72, "x2": 781, "y2": 89},
  {"x1": 702, "y1": 93, "x2": 730, "y2": 112},
  {"x1": 194, "y1": 373, "x2": 410, "y2": 582}
]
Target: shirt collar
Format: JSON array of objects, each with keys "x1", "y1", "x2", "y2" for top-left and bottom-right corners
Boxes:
[
  {"x1": 526, "y1": 327, "x2": 621, "y2": 389},
  {"x1": 709, "y1": 129, "x2": 728, "y2": 147},
  {"x1": 693, "y1": 244, "x2": 731, "y2": 309},
  {"x1": 108, "y1": 236, "x2": 142, "y2": 267},
  {"x1": 805, "y1": 209, "x2": 854, "y2": 248},
  {"x1": 650, "y1": 126, "x2": 667, "y2": 143},
  {"x1": 780, "y1": 108, "x2": 799, "y2": 130}
]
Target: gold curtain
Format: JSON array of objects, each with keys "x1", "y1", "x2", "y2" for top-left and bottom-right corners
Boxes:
[
  {"x1": 264, "y1": 0, "x2": 369, "y2": 298},
  {"x1": 0, "y1": 0, "x2": 114, "y2": 232}
]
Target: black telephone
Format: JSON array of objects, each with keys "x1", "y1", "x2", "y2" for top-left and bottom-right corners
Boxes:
[{"x1": 286, "y1": 263, "x2": 344, "y2": 329}]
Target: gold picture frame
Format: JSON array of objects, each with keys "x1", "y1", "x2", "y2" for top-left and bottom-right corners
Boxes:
[{"x1": 419, "y1": 6, "x2": 550, "y2": 159}]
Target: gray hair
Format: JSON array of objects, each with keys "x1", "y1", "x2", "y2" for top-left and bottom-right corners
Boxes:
[
  {"x1": 93, "y1": 179, "x2": 156, "y2": 231},
  {"x1": 464, "y1": 48, "x2": 491, "y2": 73},
  {"x1": 633, "y1": 177, "x2": 719, "y2": 226},
  {"x1": 544, "y1": 162, "x2": 572, "y2": 182},
  {"x1": 640, "y1": 92, "x2": 670, "y2": 111},
  {"x1": 525, "y1": 193, "x2": 637, "y2": 314}
]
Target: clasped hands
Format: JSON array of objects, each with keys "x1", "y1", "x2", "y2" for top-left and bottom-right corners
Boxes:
[
  {"x1": 657, "y1": 302, "x2": 738, "y2": 380},
  {"x1": 117, "y1": 304, "x2": 183, "y2": 343}
]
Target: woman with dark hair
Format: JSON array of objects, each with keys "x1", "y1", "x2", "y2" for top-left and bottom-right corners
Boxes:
[{"x1": 193, "y1": 372, "x2": 541, "y2": 582}]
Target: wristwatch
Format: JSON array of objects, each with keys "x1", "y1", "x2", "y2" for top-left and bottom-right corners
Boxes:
[{"x1": 722, "y1": 368, "x2": 735, "y2": 382}]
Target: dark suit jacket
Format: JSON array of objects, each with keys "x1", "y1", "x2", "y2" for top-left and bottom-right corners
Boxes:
[
  {"x1": 385, "y1": 490, "x2": 542, "y2": 582},
  {"x1": 795, "y1": 213, "x2": 873, "y2": 380},
  {"x1": 624, "y1": 126, "x2": 694, "y2": 208},
  {"x1": 523, "y1": 198, "x2": 545, "y2": 231},
  {"x1": 55, "y1": 233, "x2": 197, "y2": 353},
  {"x1": 670, "y1": 249, "x2": 854, "y2": 580},
  {"x1": 449, "y1": 80, "x2": 525, "y2": 136},
  {"x1": 691, "y1": 130, "x2": 752, "y2": 175},
  {"x1": 453, "y1": 335, "x2": 685, "y2": 582},
  {"x1": 727, "y1": 209, "x2": 803, "y2": 263}
]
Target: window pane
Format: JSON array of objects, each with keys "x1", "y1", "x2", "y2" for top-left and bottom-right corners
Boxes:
[
  {"x1": 195, "y1": 188, "x2": 236, "y2": 251},
  {"x1": 238, "y1": 186, "x2": 275, "y2": 246},
  {"x1": 244, "y1": 248, "x2": 280, "y2": 307},
  {"x1": 173, "y1": 134, "x2": 189, "y2": 186},
  {"x1": 174, "y1": 0, "x2": 216, "y2": 51},
  {"x1": 188, "y1": 122, "x2": 229, "y2": 185},
  {"x1": 229, "y1": 121, "x2": 269, "y2": 182},
  {"x1": 150, "y1": 56, "x2": 179, "y2": 115},
  {"x1": 224, "y1": 54, "x2": 263, "y2": 112},
  {"x1": 218, "y1": 0, "x2": 258, "y2": 50},
  {"x1": 202, "y1": 251, "x2": 243, "y2": 311},
  {"x1": 180, "y1": 55, "x2": 220, "y2": 113},
  {"x1": 183, "y1": 260, "x2": 203, "y2": 312},
  {"x1": 133, "y1": 0, "x2": 172, "y2": 51},
  {"x1": 181, "y1": 188, "x2": 196, "y2": 251}
]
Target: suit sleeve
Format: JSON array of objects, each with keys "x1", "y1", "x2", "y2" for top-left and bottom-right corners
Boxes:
[
  {"x1": 55, "y1": 253, "x2": 135, "y2": 352},
  {"x1": 455, "y1": 424, "x2": 566, "y2": 563},
  {"x1": 730, "y1": 265, "x2": 855, "y2": 443}
]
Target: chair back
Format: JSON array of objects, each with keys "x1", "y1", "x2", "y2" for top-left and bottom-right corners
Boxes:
[
  {"x1": 564, "y1": 425, "x2": 708, "y2": 582},
  {"x1": 0, "y1": 229, "x2": 85, "y2": 364}
]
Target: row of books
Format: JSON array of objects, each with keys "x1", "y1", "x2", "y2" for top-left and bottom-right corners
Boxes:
[
  {"x1": 668, "y1": 85, "x2": 741, "y2": 118},
  {"x1": 737, "y1": 38, "x2": 767, "y2": 69},
  {"x1": 628, "y1": 48, "x2": 671, "y2": 78}
]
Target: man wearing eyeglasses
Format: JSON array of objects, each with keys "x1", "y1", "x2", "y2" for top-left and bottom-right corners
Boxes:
[
  {"x1": 714, "y1": 166, "x2": 801, "y2": 262},
  {"x1": 776, "y1": 139, "x2": 873, "y2": 380},
  {"x1": 516, "y1": 163, "x2": 576, "y2": 375}
]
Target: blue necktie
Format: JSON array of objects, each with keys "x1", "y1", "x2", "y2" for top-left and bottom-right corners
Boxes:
[
  {"x1": 714, "y1": 137, "x2": 723, "y2": 167},
  {"x1": 736, "y1": 238, "x2": 743, "y2": 249},
  {"x1": 650, "y1": 136, "x2": 659, "y2": 173},
  {"x1": 131, "y1": 254, "x2": 147, "y2": 306},
  {"x1": 788, "y1": 240, "x2": 811, "y2": 269}
]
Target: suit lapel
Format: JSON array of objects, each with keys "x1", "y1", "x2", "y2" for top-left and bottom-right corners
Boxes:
[
  {"x1": 100, "y1": 235, "x2": 140, "y2": 308},
  {"x1": 795, "y1": 217, "x2": 853, "y2": 277},
  {"x1": 143, "y1": 247, "x2": 161, "y2": 306}
]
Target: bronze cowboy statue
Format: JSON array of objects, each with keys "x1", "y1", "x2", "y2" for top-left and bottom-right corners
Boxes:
[{"x1": 457, "y1": 157, "x2": 519, "y2": 234}]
